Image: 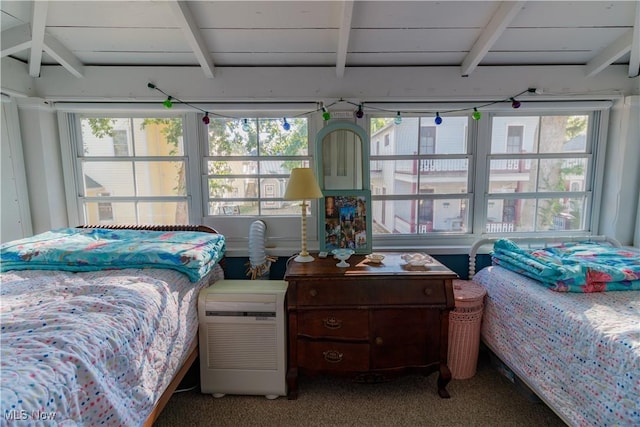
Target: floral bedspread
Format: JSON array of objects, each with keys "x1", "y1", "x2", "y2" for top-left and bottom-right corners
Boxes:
[
  {"x1": 0, "y1": 265, "x2": 222, "y2": 426},
  {"x1": 491, "y1": 239, "x2": 640, "y2": 292},
  {"x1": 0, "y1": 228, "x2": 226, "y2": 282},
  {"x1": 475, "y1": 266, "x2": 640, "y2": 427}
]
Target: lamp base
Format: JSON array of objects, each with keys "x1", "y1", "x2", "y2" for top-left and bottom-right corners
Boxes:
[{"x1": 294, "y1": 253, "x2": 315, "y2": 263}]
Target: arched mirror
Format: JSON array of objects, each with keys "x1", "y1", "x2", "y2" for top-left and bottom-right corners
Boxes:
[
  {"x1": 315, "y1": 121, "x2": 372, "y2": 254},
  {"x1": 315, "y1": 121, "x2": 370, "y2": 191}
]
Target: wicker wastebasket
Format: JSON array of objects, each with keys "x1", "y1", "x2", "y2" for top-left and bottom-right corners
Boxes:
[{"x1": 447, "y1": 279, "x2": 487, "y2": 379}]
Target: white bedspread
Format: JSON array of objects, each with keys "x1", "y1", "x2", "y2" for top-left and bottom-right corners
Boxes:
[
  {"x1": 0, "y1": 265, "x2": 222, "y2": 426},
  {"x1": 474, "y1": 266, "x2": 640, "y2": 427}
]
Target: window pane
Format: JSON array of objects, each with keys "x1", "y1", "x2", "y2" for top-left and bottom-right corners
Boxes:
[
  {"x1": 81, "y1": 117, "x2": 184, "y2": 157},
  {"x1": 207, "y1": 118, "x2": 256, "y2": 156},
  {"x1": 419, "y1": 159, "x2": 469, "y2": 193},
  {"x1": 208, "y1": 178, "x2": 260, "y2": 198},
  {"x1": 260, "y1": 201, "x2": 302, "y2": 215},
  {"x1": 207, "y1": 118, "x2": 309, "y2": 156},
  {"x1": 258, "y1": 118, "x2": 309, "y2": 156},
  {"x1": 208, "y1": 201, "x2": 259, "y2": 216},
  {"x1": 536, "y1": 197, "x2": 585, "y2": 231},
  {"x1": 372, "y1": 198, "x2": 468, "y2": 234},
  {"x1": 132, "y1": 118, "x2": 184, "y2": 156},
  {"x1": 537, "y1": 158, "x2": 587, "y2": 192},
  {"x1": 489, "y1": 159, "x2": 538, "y2": 193},
  {"x1": 491, "y1": 117, "x2": 540, "y2": 154},
  {"x1": 207, "y1": 160, "x2": 257, "y2": 175},
  {"x1": 137, "y1": 201, "x2": 189, "y2": 224},
  {"x1": 539, "y1": 115, "x2": 588, "y2": 153},
  {"x1": 82, "y1": 161, "x2": 134, "y2": 196},
  {"x1": 491, "y1": 115, "x2": 589, "y2": 154},
  {"x1": 486, "y1": 198, "x2": 536, "y2": 233},
  {"x1": 84, "y1": 202, "x2": 135, "y2": 224},
  {"x1": 134, "y1": 161, "x2": 186, "y2": 196}
]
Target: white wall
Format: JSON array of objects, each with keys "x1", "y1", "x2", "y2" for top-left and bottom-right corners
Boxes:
[
  {"x1": 16, "y1": 98, "x2": 68, "y2": 233},
  {"x1": 599, "y1": 96, "x2": 640, "y2": 246},
  {"x1": 1, "y1": 97, "x2": 32, "y2": 242}
]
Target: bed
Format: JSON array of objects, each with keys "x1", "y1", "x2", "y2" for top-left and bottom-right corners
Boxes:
[
  {"x1": 0, "y1": 224, "x2": 226, "y2": 426},
  {"x1": 467, "y1": 237, "x2": 640, "y2": 427}
]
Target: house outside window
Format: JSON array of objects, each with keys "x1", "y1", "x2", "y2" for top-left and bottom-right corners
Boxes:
[
  {"x1": 204, "y1": 117, "x2": 310, "y2": 217},
  {"x1": 370, "y1": 108, "x2": 603, "y2": 240},
  {"x1": 61, "y1": 102, "x2": 608, "y2": 250},
  {"x1": 74, "y1": 116, "x2": 188, "y2": 225}
]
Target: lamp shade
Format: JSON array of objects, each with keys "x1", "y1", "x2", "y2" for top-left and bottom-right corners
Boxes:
[{"x1": 284, "y1": 168, "x2": 323, "y2": 200}]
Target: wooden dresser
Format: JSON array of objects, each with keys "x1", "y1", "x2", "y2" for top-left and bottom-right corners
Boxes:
[{"x1": 284, "y1": 252, "x2": 457, "y2": 399}]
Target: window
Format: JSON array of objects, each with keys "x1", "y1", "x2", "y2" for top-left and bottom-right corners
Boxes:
[
  {"x1": 205, "y1": 117, "x2": 311, "y2": 216},
  {"x1": 60, "y1": 101, "x2": 608, "y2": 251},
  {"x1": 370, "y1": 106, "x2": 605, "y2": 241},
  {"x1": 487, "y1": 114, "x2": 591, "y2": 233},
  {"x1": 74, "y1": 116, "x2": 188, "y2": 225},
  {"x1": 370, "y1": 116, "x2": 470, "y2": 236}
]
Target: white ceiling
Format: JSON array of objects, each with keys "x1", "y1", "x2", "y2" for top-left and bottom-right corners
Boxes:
[{"x1": 1, "y1": 0, "x2": 639, "y2": 80}]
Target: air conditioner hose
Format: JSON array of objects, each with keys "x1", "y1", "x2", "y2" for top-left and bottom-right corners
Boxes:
[{"x1": 246, "y1": 220, "x2": 276, "y2": 280}]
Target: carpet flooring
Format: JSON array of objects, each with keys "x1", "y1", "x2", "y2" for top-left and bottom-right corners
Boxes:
[{"x1": 154, "y1": 350, "x2": 566, "y2": 427}]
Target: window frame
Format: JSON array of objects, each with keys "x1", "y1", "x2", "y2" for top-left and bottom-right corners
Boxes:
[
  {"x1": 57, "y1": 100, "x2": 611, "y2": 254},
  {"x1": 365, "y1": 100, "x2": 611, "y2": 247}
]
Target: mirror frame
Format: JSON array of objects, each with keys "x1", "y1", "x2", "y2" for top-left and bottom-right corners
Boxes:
[
  {"x1": 314, "y1": 121, "x2": 370, "y2": 191},
  {"x1": 315, "y1": 121, "x2": 372, "y2": 254}
]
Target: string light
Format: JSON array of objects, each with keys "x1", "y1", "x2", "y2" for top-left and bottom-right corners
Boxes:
[
  {"x1": 147, "y1": 82, "x2": 533, "y2": 128},
  {"x1": 321, "y1": 104, "x2": 331, "y2": 121}
]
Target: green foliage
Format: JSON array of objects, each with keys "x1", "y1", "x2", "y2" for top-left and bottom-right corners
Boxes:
[
  {"x1": 87, "y1": 118, "x2": 117, "y2": 138},
  {"x1": 566, "y1": 116, "x2": 587, "y2": 141}
]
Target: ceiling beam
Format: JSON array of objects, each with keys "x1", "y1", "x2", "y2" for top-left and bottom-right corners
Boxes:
[
  {"x1": 1, "y1": 24, "x2": 32, "y2": 57},
  {"x1": 29, "y1": 0, "x2": 48, "y2": 78},
  {"x1": 628, "y1": 2, "x2": 639, "y2": 78},
  {"x1": 168, "y1": 0, "x2": 215, "y2": 79},
  {"x1": 336, "y1": 1, "x2": 354, "y2": 79},
  {"x1": 460, "y1": 1, "x2": 526, "y2": 77},
  {"x1": 42, "y1": 33, "x2": 85, "y2": 78},
  {"x1": 585, "y1": 29, "x2": 633, "y2": 77}
]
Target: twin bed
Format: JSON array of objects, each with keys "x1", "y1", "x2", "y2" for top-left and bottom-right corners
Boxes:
[
  {"x1": 0, "y1": 225, "x2": 226, "y2": 426},
  {"x1": 469, "y1": 237, "x2": 640, "y2": 426}
]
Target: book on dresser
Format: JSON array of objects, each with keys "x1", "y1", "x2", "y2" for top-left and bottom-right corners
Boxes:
[{"x1": 284, "y1": 252, "x2": 458, "y2": 399}]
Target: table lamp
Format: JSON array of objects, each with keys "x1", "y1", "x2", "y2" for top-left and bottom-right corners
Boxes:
[{"x1": 284, "y1": 167, "x2": 323, "y2": 262}]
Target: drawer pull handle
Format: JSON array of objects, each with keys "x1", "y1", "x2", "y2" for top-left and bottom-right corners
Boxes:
[
  {"x1": 309, "y1": 289, "x2": 318, "y2": 297},
  {"x1": 323, "y1": 350, "x2": 344, "y2": 363},
  {"x1": 375, "y1": 337, "x2": 384, "y2": 345},
  {"x1": 323, "y1": 317, "x2": 343, "y2": 329},
  {"x1": 424, "y1": 287, "x2": 433, "y2": 295}
]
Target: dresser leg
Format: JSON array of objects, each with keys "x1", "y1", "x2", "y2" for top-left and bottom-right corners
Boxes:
[
  {"x1": 286, "y1": 368, "x2": 298, "y2": 400},
  {"x1": 437, "y1": 363, "x2": 452, "y2": 398}
]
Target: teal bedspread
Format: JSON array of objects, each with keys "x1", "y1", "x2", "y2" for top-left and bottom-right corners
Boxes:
[
  {"x1": 491, "y1": 239, "x2": 640, "y2": 292},
  {"x1": 0, "y1": 227, "x2": 226, "y2": 282}
]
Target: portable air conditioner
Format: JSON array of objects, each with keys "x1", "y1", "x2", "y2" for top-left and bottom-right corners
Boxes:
[{"x1": 198, "y1": 280, "x2": 288, "y2": 399}]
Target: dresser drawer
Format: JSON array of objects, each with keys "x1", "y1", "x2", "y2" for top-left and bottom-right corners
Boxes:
[
  {"x1": 298, "y1": 341, "x2": 370, "y2": 372},
  {"x1": 298, "y1": 309, "x2": 368, "y2": 339},
  {"x1": 295, "y1": 279, "x2": 447, "y2": 306}
]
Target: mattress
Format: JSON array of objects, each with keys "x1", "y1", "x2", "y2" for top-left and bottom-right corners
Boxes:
[
  {"x1": 0, "y1": 264, "x2": 223, "y2": 426},
  {"x1": 474, "y1": 265, "x2": 640, "y2": 427}
]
